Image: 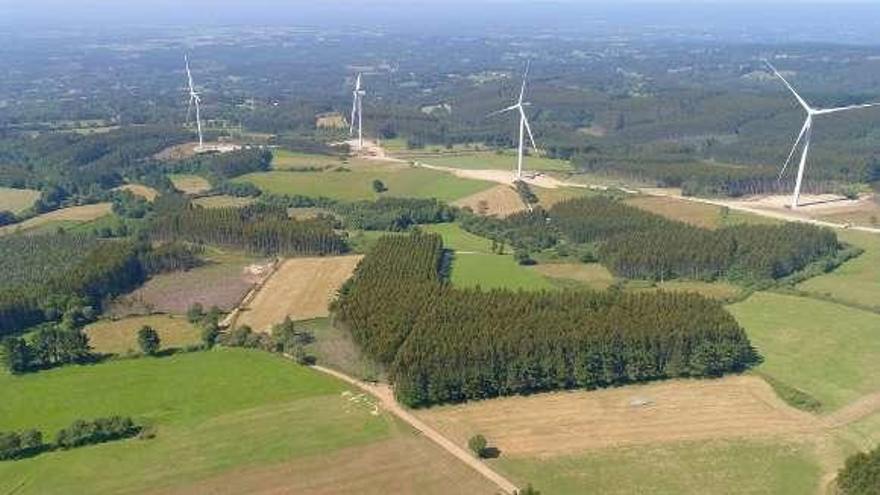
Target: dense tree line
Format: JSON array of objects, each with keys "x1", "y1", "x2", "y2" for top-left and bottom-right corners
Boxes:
[
  {"x1": 334, "y1": 233, "x2": 757, "y2": 407},
  {"x1": 165, "y1": 148, "x2": 272, "y2": 180},
  {"x1": 0, "y1": 416, "x2": 142, "y2": 461},
  {"x1": 139, "y1": 242, "x2": 204, "y2": 275},
  {"x1": 553, "y1": 197, "x2": 840, "y2": 282},
  {"x1": 1, "y1": 326, "x2": 92, "y2": 374},
  {"x1": 149, "y1": 203, "x2": 346, "y2": 256},
  {"x1": 463, "y1": 196, "x2": 840, "y2": 283},
  {"x1": 332, "y1": 197, "x2": 456, "y2": 231},
  {"x1": 0, "y1": 235, "x2": 145, "y2": 335},
  {"x1": 838, "y1": 444, "x2": 880, "y2": 494}
]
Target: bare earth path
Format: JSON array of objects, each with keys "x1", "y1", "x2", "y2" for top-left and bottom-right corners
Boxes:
[{"x1": 310, "y1": 365, "x2": 519, "y2": 495}]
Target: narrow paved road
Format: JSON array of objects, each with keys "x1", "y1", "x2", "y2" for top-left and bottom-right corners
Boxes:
[{"x1": 311, "y1": 365, "x2": 520, "y2": 495}]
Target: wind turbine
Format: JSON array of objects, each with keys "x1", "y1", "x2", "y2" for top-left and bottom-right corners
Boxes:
[
  {"x1": 185, "y1": 54, "x2": 204, "y2": 152},
  {"x1": 488, "y1": 62, "x2": 538, "y2": 180},
  {"x1": 766, "y1": 61, "x2": 879, "y2": 208},
  {"x1": 350, "y1": 73, "x2": 365, "y2": 150}
]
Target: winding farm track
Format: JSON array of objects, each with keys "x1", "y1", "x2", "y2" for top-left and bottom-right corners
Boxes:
[{"x1": 309, "y1": 365, "x2": 520, "y2": 495}]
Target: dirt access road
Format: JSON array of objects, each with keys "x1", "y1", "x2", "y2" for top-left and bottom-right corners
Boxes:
[{"x1": 310, "y1": 365, "x2": 520, "y2": 495}]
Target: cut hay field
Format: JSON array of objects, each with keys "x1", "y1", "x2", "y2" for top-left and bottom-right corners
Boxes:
[
  {"x1": 532, "y1": 186, "x2": 593, "y2": 208},
  {"x1": 236, "y1": 164, "x2": 494, "y2": 202},
  {"x1": 413, "y1": 150, "x2": 572, "y2": 172},
  {"x1": 0, "y1": 203, "x2": 112, "y2": 235},
  {"x1": 729, "y1": 292, "x2": 880, "y2": 412},
  {"x1": 115, "y1": 184, "x2": 159, "y2": 201},
  {"x1": 110, "y1": 249, "x2": 268, "y2": 316},
  {"x1": 0, "y1": 186, "x2": 39, "y2": 213},
  {"x1": 192, "y1": 195, "x2": 257, "y2": 209},
  {"x1": 417, "y1": 375, "x2": 825, "y2": 494},
  {"x1": 0, "y1": 349, "x2": 495, "y2": 495},
  {"x1": 416, "y1": 376, "x2": 817, "y2": 457},
  {"x1": 454, "y1": 184, "x2": 526, "y2": 217},
  {"x1": 84, "y1": 315, "x2": 201, "y2": 355},
  {"x1": 272, "y1": 149, "x2": 344, "y2": 169},
  {"x1": 625, "y1": 195, "x2": 723, "y2": 229},
  {"x1": 532, "y1": 263, "x2": 616, "y2": 290},
  {"x1": 236, "y1": 255, "x2": 362, "y2": 332},
  {"x1": 169, "y1": 173, "x2": 211, "y2": 194},
  {"x1": 797, "y1": 230, "x2": 880, "y2": 311}
]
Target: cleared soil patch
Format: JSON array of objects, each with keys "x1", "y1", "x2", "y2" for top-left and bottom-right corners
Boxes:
[
  {"x1": 0, "y1": 203, "x2": 112, "y2": 235},
  {"x1": 454, "y1": 184, "x2": 526, "y2": 217},
  {"x1": 533, "y1": 186, "x2": 593, "y2": 208},
  {"x1": 150, "y1": 434, "x2": 497, "y2": 495},
  {"x1": 115, "y1": 184, "x2": 159, "y2": 201},
  {"x1": 237, "y1": 255, "x2": 362, "y2": 331},
  {"x1": 169, "y1": 174, "x2": 212, "y2": 194},
  {"x1": 417, "y1": 376, "x2": 819, "y2": 457},
  {"x1": 0, "y1": 186, "x2": 39, "y2": 213},
  {"x1": 193, "y1": 195, "x2": 257, "y2": 209},
  {"x1": 84, "y1": 315, "x2": 201, "y2": 354},
  {"x1": 154, "y1": 141, "x2": 236, "y2": 161},
  {"x1": 111, "y1": 253, "x2": 270, "y2": 316},
  {"x1": 626, "y1": 195, "x2": 722, "y2": 229},
  {"x1": 532, "y1": 263, "x2": 616, "y2": 290},
  {"x1": 633, "y1": 280, "x2": 743, "y2": 301}
]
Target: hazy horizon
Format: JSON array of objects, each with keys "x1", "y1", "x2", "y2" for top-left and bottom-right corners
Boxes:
[{"x1": 2, "y1": 1, "x2": 880, "y2": 44}]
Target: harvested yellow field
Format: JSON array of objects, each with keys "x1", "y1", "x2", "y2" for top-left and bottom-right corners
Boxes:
[
  {"x1": 626, "y1": 195, "x2": 722, "y2": 229},
  {"x1": 237, "y1": 255, "x2": 363, "y2": 331},
  {"x1": 169, "y1": 174, "x2": 212, "y2": 194},
  {"x1": 454, "y1": 184, "x2": 526, "y2": 217},
  {"x1": 193, "y1": 195, "x2": 257, "y2": 209},
  {"x1": 0, "y1": 186, "x2": 40, "y2": 213},
  {"x1": 532, "y1": 186, "x2": 590, "y2": 208},
  {"x1": 0, "y1": 203, "x2": 112, "y2": 235},
  {"x1": 417, "y1": 376, "x2": 819, "y2": 457},
  {"x1": 531, "y1": 263, "x2": 616, "y2": 290},
  {"x1": 116, "y1": 184, "x2": 159, "y2": 201},
  {"x1": 84, "y1": 315, "x2": 201, "y2": 354}
]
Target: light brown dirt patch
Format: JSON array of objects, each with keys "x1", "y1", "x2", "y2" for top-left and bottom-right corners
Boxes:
[
  {"x1": 531, "y1": 263, "x2": 615, "y2": 289},
  {"x1": 84, "y1": 315, "x2": 201, "y2": 354},
  {"x1": 237, "y1": 255, "x2": 362, "y2": 331},
  {"x1": 454, "y1": 184, "x2": 526, "y2": 217},
  {"x1": 417, "y1": 376, "x2": 821, "y2": 458},
  {"x1": 0, "y1": 203, "x2": 112, "y2": 235}
]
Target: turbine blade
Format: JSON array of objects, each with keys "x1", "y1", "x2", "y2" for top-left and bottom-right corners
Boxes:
[
  {"x1": 518, "y1": 60, "x2": 531, "y2": 105},
  {"x1": 350, "y1": 94, "x2": 357, "y2": 135},
  {"x1": 186, "y1": 96, "x2": 193, "y2": 125},
  {"x1": 814, "y1": 102, "x2": 880, "y2": 115},
  {"x1": 765, "y1": 60, "x2": 812, "y2": 112},
  {"x1": 487, "y1": 104, "x2": 520, "y2": 118},
  {"x1": 521, "y1": 109, "x2": 538, "y2": 152},
  {"x1": 779, "y1": 118, "x2": 810, "y2": 180}
]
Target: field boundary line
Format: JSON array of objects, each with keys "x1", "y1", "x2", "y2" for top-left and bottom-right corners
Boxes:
[
  {"x1": 220, "y1": 257, "x2": 283, "y2": 330},
  {"x1": 309, "y1": 364, "x2": 520, "y2": 495}
]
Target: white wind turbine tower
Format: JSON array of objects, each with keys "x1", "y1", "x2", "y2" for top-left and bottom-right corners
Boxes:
[
  {"x1": 350, "y1": 73, "x2": 365, "y2": 150},
  {"x1": 489, "y1": 62, "x2": 538, "y2": 180},
  {"x1": 185, "y1": 54, "x2": 204, "y2": 152},
  {"x1": 766, "y1": 61, "x2": 879, "y2": 209}
]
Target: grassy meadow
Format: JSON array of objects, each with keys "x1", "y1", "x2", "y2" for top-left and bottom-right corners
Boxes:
[
  {"x1": 236, "y1": 164, "x2": 493, "y2": 202},
  {"x1": 729, "y1": 292, "x2": 880, "y2": 412},
  {"x1": 272, "y1": 149, "x2": 345, "y2": 169},
  {"x1": 496, "y1": 439, "x2": 820, "y2": 495},
  {"x1": 0, "y1": 349, "x2": 392, "y2": 494},
  {"x1": 797, "y1": 230, "x2": 880, "y2": 311}
]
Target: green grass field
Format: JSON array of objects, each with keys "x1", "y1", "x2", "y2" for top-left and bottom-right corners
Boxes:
[
  {"x1": 729, "y1": 292, "x2": 880, "y2": 412},
  {"x1": 272, "y1": 149, "x2": 345, "y2": 170},
  {"x1": 414, "y1": 150, "x2": 572, "y2": 172},
  {"x1": 0, "y1": 186, "x2": 40, "y2": 213},
  {"x1": 236, "y1": 165, "x2": 493, "y2": 202},
  {"x1": 0, "y1": 349, "x2": 391, "y2": 494},
  {"x1": 422, "y1": 223, "x2": 555, "y2": 290},
  {"x1": 495, "y1": 439, "x2": 820, "y2": 495},
  {"x1": 797, "y1": 230, "x2": 880, "y2": 311}
]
